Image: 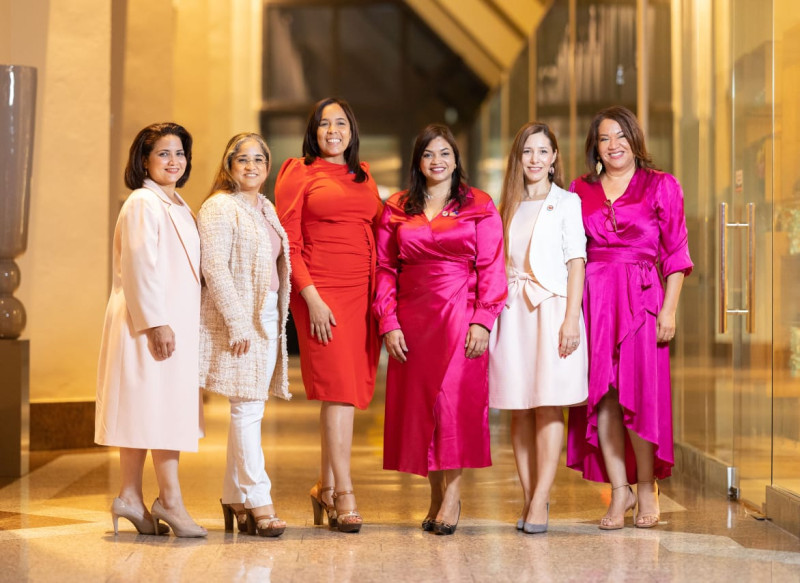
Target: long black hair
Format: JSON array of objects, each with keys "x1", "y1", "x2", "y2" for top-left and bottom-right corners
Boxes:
[
  {"x1": 402, "y1": 123, "x2": 468, "y2": 215},
  {"x1": 301, "y1": 97, "x2": 366, "y2": 183}
]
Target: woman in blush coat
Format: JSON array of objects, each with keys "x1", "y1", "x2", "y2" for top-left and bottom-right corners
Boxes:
[
  {"x1": 373, "y1": 123, "x2": 507, "y2": 536},
  {"x1": 199, "y1": 133, "x2": 292, "y2": 537},
  {"x1": 96, "y1": 122, "x2": 206, "y2": 538}
]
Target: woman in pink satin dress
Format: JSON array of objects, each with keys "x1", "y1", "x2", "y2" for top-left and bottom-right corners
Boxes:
[
  {"x1": 565, "y1": 106, "x2": 693, "y2": 530},
  {"x1": 373, "y1": 124, "x2": 507, "y2": 535}
]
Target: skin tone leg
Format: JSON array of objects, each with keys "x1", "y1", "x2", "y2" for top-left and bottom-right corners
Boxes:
[
  {"x1": 510, "y1": 409, "x2": 537, "y2": 521},
  {"x1": 526, "y1": 406, "x2": 564, "y2": 525},
  {"x1": 118, "y1": 447, "x2": 148, "y2": 512},
  {"x1": 315, "y1": 404, "x2": 336, "y2": 509},
  {"x1": 321, "y1": 401, "x2": 357, "y2": 513},
  {"x1": 426, "y1": 471, "x2": 445, "y2": 520},
  {"x1": 151, "y1": 449, "x2": 202, "y2": 527},
  {"x1": 598, "y1": 388, "x2": 660, "y2": 525},
  {"x1": 436, "y1": 469, "x2": 462, "y2": 525},
  {"x1": 596, "y1": 389, "x2": 635, "y2": 521},
  {"x1": 629, "y1": 431, "x2": 658, "y2": 524}
]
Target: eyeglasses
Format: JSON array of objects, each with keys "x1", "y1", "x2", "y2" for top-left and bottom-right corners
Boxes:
[
  {"x1": 234, "y1": 156, "x2": 268, "y2": 166},
  {"x1": 603, "y1": 199, "x2": 618, "y2": 232}
]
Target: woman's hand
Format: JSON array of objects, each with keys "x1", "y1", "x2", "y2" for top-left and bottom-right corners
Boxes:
[
  {"x1": 656, "y1": 308, "x2": 676, "y2": 343},
  {"x1": 464, "y1": 324, "x2": 489, "y2": 359},
  {"x1": 658, "y1": 271, "x2": 684, "y2": 343},
  {"x1": 384, "y1": 329, "x2": 408, "y2": 362},
  {"x1": 147, "y1": 325, "x2": 175, "y2": 360},
  {"x1": 231, "y1": 339, "x2": 251, "y2": 357},
  {"x1": 301, "y1": 285, "x2": 337, "y2": 345},
  {"x1": 558, "y1": 315, "x2": 581, "y2": 358}
]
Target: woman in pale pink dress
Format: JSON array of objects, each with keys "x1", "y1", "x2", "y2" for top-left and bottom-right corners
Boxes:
[
  {"x1": 566, "y1": 106, "x2": 693, "y2": 529},
  {"x1": 373, "y1": 124, "x2": 507, "y2": 535},
  {"x1": 489, "y1": 122, "x2": 587, "y2": 534}
]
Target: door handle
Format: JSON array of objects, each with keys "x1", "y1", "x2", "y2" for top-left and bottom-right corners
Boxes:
[{"x1": 718, "y1": 202, "x2": 755, "y2": 334}]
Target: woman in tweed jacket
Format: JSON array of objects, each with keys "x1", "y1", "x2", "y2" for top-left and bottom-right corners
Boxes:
[{"x1": 198, "y1": 133, "x2": 291, "y2": 537}]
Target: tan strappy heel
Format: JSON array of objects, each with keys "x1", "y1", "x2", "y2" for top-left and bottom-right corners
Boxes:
[
  {"x1": 599, "y1": 484, "x2": 637, "y2": 530},
  {"x1": 246, "y1": 508, "x2": 286, "y2": 537},
  {"x1": 220, "y1": 499, "x2": 249, "y2": 533},
  {"x1": 635, "y1": 480, "x2": 660, "y2": 528},
  {"x1": 310, "y1": 481, "x2": 337, "y2": 527},
  {"x1": 333, "y1": 490, "x2": 363, "y2": 533}
]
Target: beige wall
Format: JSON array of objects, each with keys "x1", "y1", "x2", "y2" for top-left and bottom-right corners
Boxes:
[
  {"x1": 1, "y1": 0, "x2": 263, "y2": 402},
  {"x1": 1, "y1": 0, "x2": 112, "y2": 402},
  {"x1": 117, "y1": 0, "x2": 263, "y2": 211}
]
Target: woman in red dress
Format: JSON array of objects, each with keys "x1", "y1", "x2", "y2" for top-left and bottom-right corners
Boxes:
[{"x1": 275, "y1": 97, "x2": 382, "y2": 533}]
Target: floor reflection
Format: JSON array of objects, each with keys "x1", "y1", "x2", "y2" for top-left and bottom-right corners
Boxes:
[{"x1": 2, "y1": 356, "x2": 800, "y2": 582}]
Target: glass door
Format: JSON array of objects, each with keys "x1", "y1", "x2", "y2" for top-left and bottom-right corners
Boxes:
[
  {"x1": 674, "y1": 0, "x2": 800, "y2": 511},
  {"x1": 771, "y1": 0, "x2": 800, "y2": 499},
  {"x1": 727, "y1": 0, "x2": 774, "y2": 508}
]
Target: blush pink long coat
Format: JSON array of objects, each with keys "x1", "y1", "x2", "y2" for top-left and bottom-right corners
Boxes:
[{"x1": 95, "y1": 179, "x2": 204, "y2": 452}]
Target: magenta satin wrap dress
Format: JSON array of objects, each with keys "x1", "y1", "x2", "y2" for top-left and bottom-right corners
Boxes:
[
  {"x1": 373, "y1": 188, "x2": 508, "y2": 477},
  {"x1": 566, "y1": 169, "x2": 693, "y2": 484}
]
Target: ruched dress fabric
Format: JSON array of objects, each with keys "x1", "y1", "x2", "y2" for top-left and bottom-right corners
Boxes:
[
  {"x1": 566, "y1": 169, "x2": 693, "y2": 483},
  {"x1": 488, "y1": 198, "x2": 588, "y2": 410},
  {"x1": 275, "y1": 157, "x2": 382, "y2": 410},
  {"x1": 373, "y1": 188, "x2": 508, "y2": 477}
]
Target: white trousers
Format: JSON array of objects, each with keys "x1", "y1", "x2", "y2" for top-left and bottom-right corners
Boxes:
[{"x1": 222, "y1": 292, "x2": 279, "y2": 508}]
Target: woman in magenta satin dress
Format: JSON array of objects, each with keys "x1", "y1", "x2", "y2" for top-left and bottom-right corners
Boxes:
[
  {"x1": 565, "y1": 106, "x2": 693, "y2": 530},
  {"x1": 373, "y1": 124, "x2": 507, "y2": 535}
]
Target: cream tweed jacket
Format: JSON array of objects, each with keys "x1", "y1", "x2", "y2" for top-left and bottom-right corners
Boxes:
[{"x1": 198, "y1": 192, "x2": 292, "y2": 401}]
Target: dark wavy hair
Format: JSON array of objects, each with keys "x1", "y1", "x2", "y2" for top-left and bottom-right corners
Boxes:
[
  {"x1": 301, "y1": 97, "x2": 366, "y2": 183},
  {"x1": 124, "y1": 122, "x2": 193, "y2": 190},
  {"x1": 402, "y1": 123, "x2": 468, "y2": 215},
  {"x1": 584, "y1": 105, "x2": 655, "y2": 183}
]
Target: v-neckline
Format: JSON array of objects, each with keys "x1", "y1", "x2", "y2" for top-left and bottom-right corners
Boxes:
[
  {"x1": 599, "y1": 168, "x2": 637, "y2": 205},
  {"x1": 424, "y1": 200, "x2": 452, "y2": 222}
]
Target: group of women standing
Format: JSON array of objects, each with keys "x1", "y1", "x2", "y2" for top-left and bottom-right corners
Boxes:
[{"x1": 94, "y1": 99, "x2": 691, "y2": 539}]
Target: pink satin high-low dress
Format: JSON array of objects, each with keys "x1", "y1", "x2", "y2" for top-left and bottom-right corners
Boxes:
[
  {"x1": 566, "y1": 168, "x2": 693, "y2": 483},
  {"x1": 373, "y1": 187, "x2": 507, "y2": 477}
]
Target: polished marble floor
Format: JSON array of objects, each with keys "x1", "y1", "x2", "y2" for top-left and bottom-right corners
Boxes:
[{"x1": 2, "y1": 357, "x2": 800, "y2": 582}]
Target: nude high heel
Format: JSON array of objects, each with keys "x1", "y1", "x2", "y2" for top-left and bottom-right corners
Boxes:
[
  {"x1": 150, "y1": 498, "x2": 207, "y2": 538},
  {"x1": 598, "y1": 484, "x2": 637, "y2": 530},
  {"x1": 635, "y1": 480, "x2": 661, "y2": 528},
  {"x1": 110, "y1": 497, "x2": 168, "y2": 535}
]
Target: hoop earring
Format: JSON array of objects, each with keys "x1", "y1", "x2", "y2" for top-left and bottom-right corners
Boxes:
[
  {"x1": 595, "y1": 159, "x2": 603, "y2": 175},
  {"x1": 549, "y1": 166, "x2": 555, "y2": 175}
]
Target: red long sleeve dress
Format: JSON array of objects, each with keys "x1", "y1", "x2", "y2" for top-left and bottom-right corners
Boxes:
[{"x1": 275, "y1": 157, "x2": 382, "y2": 409}]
